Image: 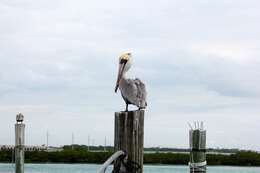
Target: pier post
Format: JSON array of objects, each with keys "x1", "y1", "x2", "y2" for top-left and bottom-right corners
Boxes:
[
  {"x1": 15, "y1": 113, "x2": 25, "y2": 173},
  {"x1": 114, "y1": 110, "x2": 144, "y2": 173},
  {"x1": 189, "y1": 122, "x2": 207, "y2": 173}
]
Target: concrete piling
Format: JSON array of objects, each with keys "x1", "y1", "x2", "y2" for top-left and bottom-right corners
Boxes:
[
  {"x1": 15, "y1": 113, "x2": 25, "y2": 173},
  {"x1": 189, "y1": 122, "x2": 207, "y2": 173}
]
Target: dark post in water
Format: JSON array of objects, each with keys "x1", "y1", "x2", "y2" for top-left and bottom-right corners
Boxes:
[
  {"x1": 114, "y1": 110, "x2": 144, "y2": 173},
  {"x1": 15, "y1": 113, "x2": 25, "y2": 173},
  {"x1": 189, "y1": 122, "x2": 207, "y2": 173}
]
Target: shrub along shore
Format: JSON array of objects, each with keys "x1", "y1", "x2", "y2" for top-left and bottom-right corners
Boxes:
[{"x1": 0, "y1": 148, "x2": 259, "y2": 166}]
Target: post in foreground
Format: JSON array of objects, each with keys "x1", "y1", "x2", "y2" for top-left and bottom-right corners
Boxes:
[
  {"x1": 114, "y1": 110, "x2": 144, "y2": 173},
  {"x1": 15, "y1": 113, "x2": 25, "y2": 173},
  {"x1": 189, "y1": 122, "x2": 207, "y2": 173}
]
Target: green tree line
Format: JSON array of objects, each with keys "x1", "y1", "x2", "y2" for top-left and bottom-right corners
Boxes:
[{"x1": 0, "y1": 148, "x2": 260, "y2": 166}]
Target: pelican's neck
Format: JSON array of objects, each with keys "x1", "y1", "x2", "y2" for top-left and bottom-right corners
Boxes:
[
  {"x1": 120, "y1": 60, "x2": 131, "y2": 84},
  {"x1": 123, "y1": 60, "x2": 131, "y2": 75},
  {"x1": 121, "y1": 71, "x2": 127, "y2": 81},
  {"x1": 119, "y1": 71, "x2": 128, "y2": 86}
]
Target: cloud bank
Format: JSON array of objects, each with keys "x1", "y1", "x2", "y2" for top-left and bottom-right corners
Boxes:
[{"x1": 0, "y1": 0, "x2": 259, "y2": 150}]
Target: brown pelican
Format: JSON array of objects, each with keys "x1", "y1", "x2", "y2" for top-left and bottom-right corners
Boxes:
[{"x1": 115, "y1": 53, "x2": 147, "y2": 111}]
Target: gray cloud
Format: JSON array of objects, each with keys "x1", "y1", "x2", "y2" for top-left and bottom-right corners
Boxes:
[{"x1": 0, "y1": 0, "x2": 260, "y2": 150}]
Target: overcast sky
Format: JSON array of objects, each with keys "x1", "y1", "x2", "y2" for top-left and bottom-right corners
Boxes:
[{"x1": 0, "y1": 0, "x2": 260, "y2": 150}]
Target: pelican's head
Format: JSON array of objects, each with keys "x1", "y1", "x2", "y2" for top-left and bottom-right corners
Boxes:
[{"x1": 115, "y1": 52, "x2": 132, "y2": 93}]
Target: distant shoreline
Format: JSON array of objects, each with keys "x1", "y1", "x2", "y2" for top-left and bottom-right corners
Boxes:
[{"x1": 0, "y1": 148, "x2": 260, "y2": 166}]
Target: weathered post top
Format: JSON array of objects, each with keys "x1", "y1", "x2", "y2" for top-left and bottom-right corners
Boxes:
[{"x1": 16, "y1": 113, "x2": 24, "y2": 123}]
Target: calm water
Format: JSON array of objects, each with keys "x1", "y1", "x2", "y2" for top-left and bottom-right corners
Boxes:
[{"x1": 0, "y1": 163, "x2": 260, "y2": 173}]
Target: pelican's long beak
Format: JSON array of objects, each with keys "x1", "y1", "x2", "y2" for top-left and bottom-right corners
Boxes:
[{"x1": 115, "y1": 63, "x2": 126, "y2": 93}]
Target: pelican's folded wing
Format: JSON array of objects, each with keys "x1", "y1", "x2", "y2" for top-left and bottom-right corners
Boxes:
[{"x1": 133, "y1": 78, "x2": 147, "y2": 108}]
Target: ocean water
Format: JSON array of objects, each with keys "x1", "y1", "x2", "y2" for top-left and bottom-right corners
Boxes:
[{"x1": 0, "y1": 163, "x2": 259, "y2": 173}]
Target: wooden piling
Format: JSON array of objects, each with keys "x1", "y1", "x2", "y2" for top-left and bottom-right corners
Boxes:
[
  {"x1": 15, "y1": 113, "x2": 25, "y2": 173},
  {"x1": 114, "y1": 110, "x2": 144, "y2": 173}
]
